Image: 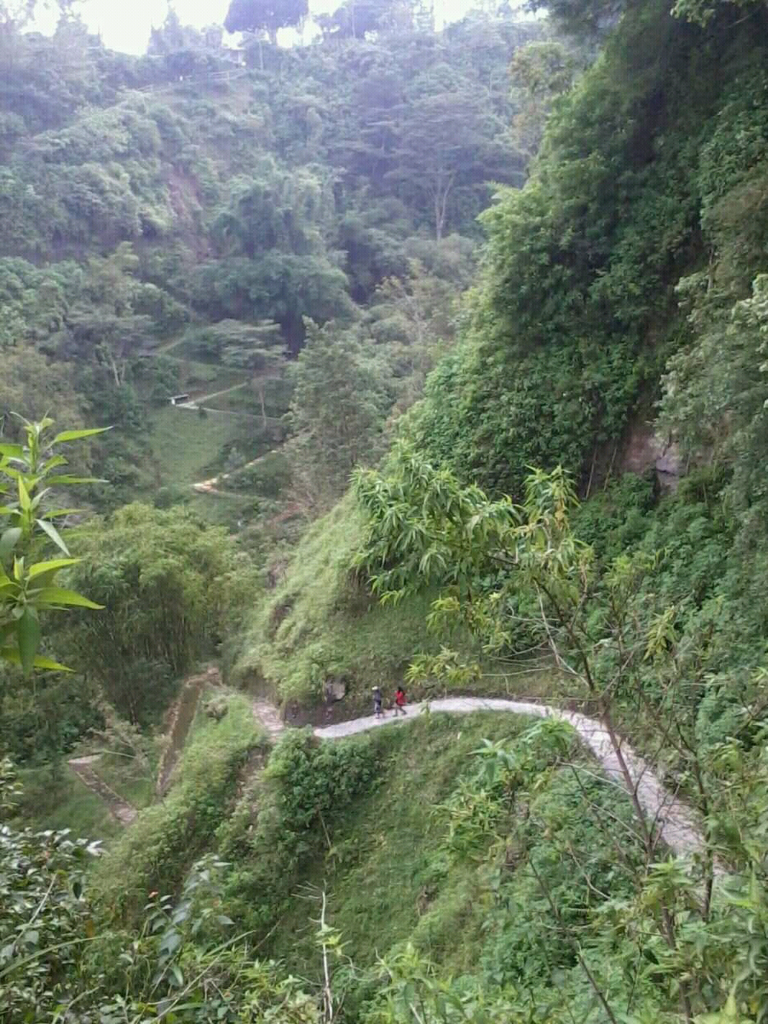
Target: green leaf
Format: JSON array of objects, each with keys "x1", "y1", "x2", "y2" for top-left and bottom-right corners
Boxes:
[
  {"x1": 39, "y1": 509, "x2": 84, "y2": 521},
  {"x1": 0, "y1": 443, "x2": 23, "y2": 458},
  {"x1": 35, "y1": 518, "x2": 70, "y2": 556},
  {"x1": 41, "y1": 455, "x2": 68, "y2": 473},
  {"x1": 0, "y1": 528, "x2": 21, "y2": 561},
  {"x1": 34, "y1": 587, "x2": 103, "y2": 610},
  {"x1": 17, "y1": 609, "x2": 41, "y2": 677},
  {"x1": 17, "y1": 477, "x2": 30, "y2": 511},
  {"x1": 48, "y1": 475, "x2": 107, "y2": 486},
  {"x1": 160, "y1": 930, "x2": 182, "y2": 956},
  {"x1": 52, "y1": 428, "x2": 111, "y2": 444},
  {"x1": 28, "y1": 558, "x2": 79, "y2": 579},
  {"x1": 0, "y1": 647, "x2": 72, "y2": 673}
]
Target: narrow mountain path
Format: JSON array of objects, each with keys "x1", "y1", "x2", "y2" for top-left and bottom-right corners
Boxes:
[
  {"x1": 251, "y1": 697, "x2": 705, "y2": 860},
  {"x1": 192, "y1": 449, "x2": 275, "y2": 495},
  {"x1": 67, "y1": 755, "x2": 138, "y2": 826},
  {"x1": 156, "y1": 669, "x2": 215, "y2": 796},
  {"x1": 177, "y1": 381, "x2": 248, "y2": 410}
]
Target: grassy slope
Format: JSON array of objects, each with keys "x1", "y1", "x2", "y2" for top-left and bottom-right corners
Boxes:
[
  {"x1": 233, "y1": 495, "x2": 478, "y2": 707},
  {"x1": 148, "y1": 406, "x2": 243, "y2": 488},
  {"x1": 234, "y1": 493, "x2": 561, "y2": 709},
  {"x1": 253, "y1": 710, "x2": 643, "y2": 1024},
  {"x1": 14, "y1": 766, "x2": 124, "y2": 840},
  {"x1": 93, "y1": 694, "x2": 265, "y2": 920},
  {"x1": 14, "y1": 748, "x2": 159, "y2": 841},
  {"x1": 267, "y1": 712, "x2": 531, "y2": 970}
]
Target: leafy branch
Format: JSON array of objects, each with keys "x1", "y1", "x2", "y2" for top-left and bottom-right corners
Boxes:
[{"x1": 0, "y1": 416, "x2": 108, "y2": 675}]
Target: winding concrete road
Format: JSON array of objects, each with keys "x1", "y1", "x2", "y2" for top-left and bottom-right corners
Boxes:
[
  {"x1": 67, "y1": 688, "x2": 708, "y2": 864},
  {"x1": 292, "y1": 698, "x2": 704, "y2": 859}
]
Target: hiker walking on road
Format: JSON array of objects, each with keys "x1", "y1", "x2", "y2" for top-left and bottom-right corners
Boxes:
[
  {"x1": 394, "y1": 686, "x2": 407, "y2": 716},
  {"x1": 372, "y1": 686, "x2": 383, "y2": 719}
]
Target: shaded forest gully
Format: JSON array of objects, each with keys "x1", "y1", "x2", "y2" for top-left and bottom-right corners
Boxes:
[{"x1": 3, "y1": 0, "x2": 768, "y2": 1021}]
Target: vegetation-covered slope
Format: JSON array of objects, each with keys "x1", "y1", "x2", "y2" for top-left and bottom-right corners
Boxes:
[
  {"x1": 0, "y1": 6, "x2": 543, "y2": 512},
  {"x1": 409, "y1": 0, "x2": 768, "y2": 497},
  {"x1": 4, "y1": 0, "x2": 768, "y2": 1020}
]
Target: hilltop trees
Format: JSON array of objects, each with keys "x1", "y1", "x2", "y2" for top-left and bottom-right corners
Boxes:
[
  {"x1": 225, "y1": 0, "x2": 308, "y2": 42},
  {"x1": 388, "y1": 79, "x2": 525, "y2": 240}
]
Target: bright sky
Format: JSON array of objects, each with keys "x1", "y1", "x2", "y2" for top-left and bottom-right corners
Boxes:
[{"x1": 33, "y1": 0, "x2": 485, "y2": 54}]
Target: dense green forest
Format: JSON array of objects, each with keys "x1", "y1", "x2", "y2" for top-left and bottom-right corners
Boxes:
[{"x1": 2, "y1": 0, "x2": 768, "y2": 1019}]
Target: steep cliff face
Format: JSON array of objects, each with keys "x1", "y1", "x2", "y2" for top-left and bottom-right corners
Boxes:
[{"x1": 406, "y1": 0, "x2": 768, "y2": 501}]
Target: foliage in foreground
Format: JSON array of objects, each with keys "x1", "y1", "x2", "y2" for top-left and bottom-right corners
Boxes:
[
  {"x1": 0, "y1": 417, "x2": 106, "y2": 675},
  {"x1": 353, "y1": 450, "x2": 768, "y2": 1022},
  {"x1": 9, "y1": 704, "x2": 768, "y2": 1024}
]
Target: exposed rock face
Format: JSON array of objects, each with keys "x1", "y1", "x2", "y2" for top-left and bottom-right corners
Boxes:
[
  {"x1": 655, "y1": 441, "x2": 685, "y2": 491},
  {"x1": 324, "y1": 678, "x2": 347, "y2": 703},
  {"x1": 621, "y1": 421, "x2": 685, "y2": 491}
]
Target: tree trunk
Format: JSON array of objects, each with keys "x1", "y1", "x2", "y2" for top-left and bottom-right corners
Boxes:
[{"x1": 258, "y1": 383, "x2": 267, "y2": 430}]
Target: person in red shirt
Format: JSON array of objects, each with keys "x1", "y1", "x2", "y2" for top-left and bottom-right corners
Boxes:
[{"x1": 394, "y1": 687, "x2": 407, "y2": 716}]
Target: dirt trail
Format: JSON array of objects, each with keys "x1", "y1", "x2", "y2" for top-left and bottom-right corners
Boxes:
[
  {"x1": 156, "y1": 669, "x2": 214, "y2": 796},
  {"x1": 177, "y1": 381, "x2": 248, "y2": 411},
  {"x1": 252, "y1": 697, "x2": 705, "y2": 860},
  {"x1": 193, "y1": 449, "x2": 275, "y2": 496},
  {"x1": 67, "y1": 755, "x2": 138, "y2": 826}
]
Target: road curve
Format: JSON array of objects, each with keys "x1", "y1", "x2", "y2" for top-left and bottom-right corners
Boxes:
[{"x1": 309, "y1": 698, "x2": 705, "y2": 860}]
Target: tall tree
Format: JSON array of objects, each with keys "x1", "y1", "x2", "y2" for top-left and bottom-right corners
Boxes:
[
  {"x1": 509, "y1": 40, "x2": 579, "y2": 158},
  {"x1": 60, "y1": 504, "x2": 241, "y2": 724},
  {"x1": 225, "y1": 0, "x2": 308, "y2": 43},
  {"x1": 323, "y1": 0, "x2": 414, "y2": 38},
  {"x1": 287, "y1": 320, "x2": 389, "y2": 504},
  {"x1": 388, "y1": 86, "x2": 523, "y2": 239}
]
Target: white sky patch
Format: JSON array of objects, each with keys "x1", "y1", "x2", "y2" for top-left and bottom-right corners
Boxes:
[{"x1": 31, "y1": 0, "x2": 502, "y2": 54}]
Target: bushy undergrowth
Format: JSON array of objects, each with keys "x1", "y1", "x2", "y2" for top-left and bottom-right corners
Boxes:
[
  {"x1": 218, "y1": 726, "x2": 380, "y2": 931},
  {"x1": 219, "y1": 711, "x2": 665, "y2": 1023}
]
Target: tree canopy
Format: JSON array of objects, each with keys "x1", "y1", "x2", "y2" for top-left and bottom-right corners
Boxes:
[{"x1": 225, "y1": 0, "x2": 309, "y2": 39}]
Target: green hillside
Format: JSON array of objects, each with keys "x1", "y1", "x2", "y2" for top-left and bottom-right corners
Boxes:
[{"x1": 3, "y1": 0, "x2": 768, "y2": 1020}]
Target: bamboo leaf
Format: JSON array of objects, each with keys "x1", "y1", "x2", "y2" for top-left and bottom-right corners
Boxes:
[
  {"x1": 0, "y1": 528, "x2": 21, "y2": 562},
  {"x1": 48, "y1": 476, "x2": 108, "y2": 486},
  {"x1": 41, "y1": 455, "x2": 69, "y2": 473},
  {"x1": 28, "y1": 558, "x2": 80, "y2": 579},
  {"x1": 16, "y1": 609, "x2": 41, "y2": 677},
  {"x1": 52, "y1": 427, "x2": 112, "y2": 444},
  {"x1": 0, "y1": 647, "x2": 72, "y2": 673},
  {"x1": 39, "y1": 509, "x2": 84, "y2": 521},
  {"x1": 34, "y1": 587, "x2": 103, "y2": 610},
  {"x1": 35, "y1": 518, "x2": 70, "y2": 556},
  {"x1": 17, "y1": 477, "x2": 30, "y2": 511}
]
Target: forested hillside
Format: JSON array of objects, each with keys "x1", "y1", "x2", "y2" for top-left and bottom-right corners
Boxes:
[
  {"x1": 3, "y1": 0, "x2": 768, "y2": 1020},
  {"x1": 0, "y1": 3, "x2": 545, "y2": 517}
]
